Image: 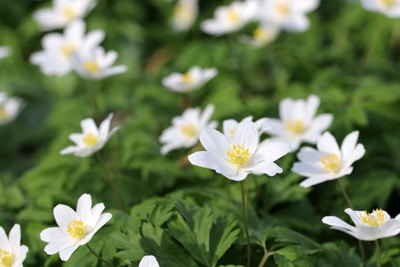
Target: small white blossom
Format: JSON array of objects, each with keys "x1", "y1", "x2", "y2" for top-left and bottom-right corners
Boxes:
[
  {"x1": 322, "y1": 208, "x2": 400, "y2": 241},
  {"x1": 171, "y1": 0, "x2": 198, "y2": 32},
  {"x1": 292, "y1": 131, "x2": 365, "y2": 187},
  {"x1": 160, "y1": 104, "x2": 217, "y2": 155},
  {"x1": 0, "y1": 46, "x2": 11, "y2": 60},
  {"x1": 40, "y1": 193, "x2": 112, "y2": 261},
  {"x1": 360, "y1": 0, "x2": 400, "y2": 18},
  {"x1": 0, "y1": 224, "x2": 28, "y2": 267},
  {"x1": 188, "y1": 120, "x2": 290, "y2": 181},
  {"x1": 162, "y1": 66, "x2": 217, "y2": 93},
  {"x1": 60, "y1": 113, "x2": 119, "y2": 157},
  {"x1": 139, "y1": 255, "x2": 160, "y2": 267},
  {"x1": 263, "y1": 94, "x2": 333, "y2": 151},
  {"x1": 240, "y1": 23, "x2": 280, "y2": 48},
  {"x1": 0, "y1": 93, "x2": 24, "y2": 126}
]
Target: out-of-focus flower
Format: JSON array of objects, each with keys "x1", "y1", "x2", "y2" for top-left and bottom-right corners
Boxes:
[
  {"x1": 33, "y1": 0, "x2": 97, "y2": 30},
  {"x1": 292, "y1": 131, "x2": 365, "y2": 187},
  {"x1": 30, "y1": 20, "x2": 104, "y2": 76},
  {"x1": 139, "y1": 255, "x2": 160, "y2": 267},
  {"x1": 71, "y1": 46, "x2": 127, "y2": 80},
  {"x1": 322, "y1": 208, "x2": 400, "y2": 241},
  {"x1": 60, "y1": 113, "x2": 119, "y2": 157},
  {"x1": 360, "y1": 0, "x2": 400, "y2": 18},
  {"x1": 160, "y1": 104, "x2": 217, "y2": 155},
  {"x1": 0, "y1": 92, "x2": 24, "y2": 126},
  {"x1": 263, "y1": 94, "x2": 333, "y2": 151},
  {"x1": 0, "y1": 224, "x2": 29, "y2": 267},
  {"x1": 0, "y1": 46, "x2": 11, "y2": 59},
  {"x1": 40, "y1": 193, "x2": 112, "y2": 261},
  {"x1": 222, "y1": 116, "x2": 268, "y2": 140},
  {"x1": 171, "y1": 0, "x2": 198, "y2": 32},
  {"x1": 257, "y1": 0, "x2": 320, "y2": 32},
  {"x1": 188, "y1": 120, "x2": 290, "y2": 181},
  {"x1": 240, "y1": 23, "x2": 280, "y2": 48},
  {"x1": 161, "y1": 66, "x2": 217, "y2": 92},
  {"x1": 201, "y1": 1, "x2": 258, "y2": 35}
]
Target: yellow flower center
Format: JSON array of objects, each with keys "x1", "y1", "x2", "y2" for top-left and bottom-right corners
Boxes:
[
  {"x1": 84, "y1": 60, "x2": 100, "y2": 73},
  {"x1": 60, "y1": 43, "x2": 77, "y2": 58},
  {"x1": 360, "y1": 209, "x2": 386, "y2": 227},
  {"x1": 181, "y1": 123, "x2": 197, "y2": 138},
  {"x1": 83, "y1": 132, "x2": 99, "y2": 147},
  {"x1": 381, "y1": 0, "x2": 395, "y2": 7},
  {"x1": 67, "y1": 220, "x2": 88, "y2": 239},
  {"x1": 227, "y1": 9, "x2": 240, "y2": 24},
  {"x1": 275, "y1": 2, "x2": 290, "y2": 16},
  {"x1": 227, "y1": 144, "x2": 251, "y2": 168},
  {"x1": 181, "y1": 73, "x2": 194, "y2": 84},
  {"x1": 174, "y1": 2, "x2": 194, "y2": 23},
  {"x1": 0, "y1": 107, "x2": 8, "y2": 121},
  {"x1": 320, "y1": 153, "x2": 341, "y2": 172},
  {"x1": 61, "y1": 6, "x2": 77, "y2": 21},
  {"x1": 286, "y1": 119, "x2": 305, "y2": 135},
  {"x1": 0, "y1": 249, "x2": 14, "y2": 267},
  {"x1": 253, "y1": 27, "x2": 267, "y2": 42}
]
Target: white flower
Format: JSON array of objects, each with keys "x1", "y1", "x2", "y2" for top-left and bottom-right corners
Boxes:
[
  {"x1": 240, "y1": 23, "x2": 280, "y2": 48},
  {"x1": 162, "y1": 66, "x2": 217, "y2": 93},
  {"x1": 0, "y1": 224, "x2": 28, "y2": 267},
  {"x1": 160, "y1": 104, "x2": 217, "y2": 155},
  {"x1": 0, "y1": 93, "x2": 24, "y2": 126},
  {"x1": 40, "y1": 193, "x2": 112, "y2": 261},
  {"x1": 292, "y1": 131, "x2": 365, "y2": 187},
  {"x1": 263, "y1": 94, "x2": 333, "y2": 151},
  {"x1": 222, "y1": 116, "x2": 268, "y2": 140},
  {"x1": 30, "y1": 20, "x2": 104, "y2": 76},
  {"x1": 201, "y1": 1, "x2": 258, "y2": 35},
  {"x1": 257, "y1": 0, "x2": 320, "y2": 32},
  {"x1": 33, "y1": 0, "x2": 96, "y2": 30},
  {"x1": 139, "y1": 255, "x2": 160, "y2": 267},
  {"x1": 322, "y1": 208, "x2": 400, "y2": 241},
  {"x1": 188, "y1": 120, "x2": 290, "y2": 181},
  {"x1": 171, "y1": 0, "x2": 198, "y2": 32},
  {"x1": 360, "y1": 0, "x2": 400, "y2": 18},
  {"x1": 0, "y1": 46, "x2": 11, "y2": 59},
  {"x1": 71, "y1": 46, "x2": 127, "y2": 80},
  {"x1": 60, "y1": 113, "x2": 119, "y2": 157}
]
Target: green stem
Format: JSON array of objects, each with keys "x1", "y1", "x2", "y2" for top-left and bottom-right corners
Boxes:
[
  {"x1": 375, "y1": 240, "x2": 381, "y2": 267},
  {"x1": 86, "y1": 82, "x2": 100, "y2": 119},
  {"x1": 86, "y1": 244, "x2": 113, "y2": 267},
  {"x1": 240, "y1": 180, "x2": 251, "y2": 267},
  {"x1": 258, "y1": 247, "x2": 273, "y2": 267}
]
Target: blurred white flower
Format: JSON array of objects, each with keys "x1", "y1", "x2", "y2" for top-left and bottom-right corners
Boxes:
[
  {"x1": 162, "y1": 66, "x2": 217, "y2": 92},
  {"x1": 322, "y1": 208, "x2": 400, "y2": 241},
  {"x1": 0, "y1": 46, "x2": 11, "y2": 59},
  {"x1": 40, "y1": 193, "x2": 112, "y2": 261},
  {"x1": 60, "y1": 113, "x2": 119, "y2": 157},
  {"x1": 139, "y1": 255, "x2": 160, "y2": 267},
  {"x1": 171, "y1": 0, "x2": 198, "y2": 32},
  {"x1": 71, "y1": 46, "x2": 127, "y2": 80},
  {"x1": 292, "y1": 131, "x2": 365, "y2": 187},
  {"x1": 222, "y1": 116, "x2": 268, "y2": 140},
  {"x1": 33, "y1": 0, "x2": 96, "y2": 30},
  {"x1": 30, "y1": 20, "x2": 104, "y2": 76},
  {"x1": 263, "y1": 94, "x2": 333, "y2": 151},
  {"x1": 257, "y1": 0, "x2": 320, "y2": 32},
  {"x1": 188, "y1": 120, "x2": 290, "y2": 181},
  {"x1": 160, "y1": 104, "x2": 217, "y2": 155},
  {"x1": 0, "y1": 92, "x2": 24, "y2": 126},
  {"x1": 240, "y1": 23, "x2": 280, "y2": 48},
  {"x1": 360, "y1": 0, "x2": 400, "y2": 18},
  {"x1": 0, "y1": 224, "x2": 29, "y2": 267},
  {"x1": 201, "y1": 1, "x2": 258, "y2": 35}
]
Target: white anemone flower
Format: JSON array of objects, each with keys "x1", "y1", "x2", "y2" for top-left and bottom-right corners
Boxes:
[
  {"x1": 0, "y1": 46, "x2": 11, "y2": 59},
  {"x1": 40, "y1": 193, "x2": 112, "y2": 261},
  {"x1": 223, "y1": 116, "x2": 269, "y2": 140},
  {"x1": 188, "y1": 120, "x2": 290, "y2": 181},
  {"x1": 160, "y1": 104, "x2": 217, "y2": 155},
  {"x1": 360, "y1": 0, "x2": 400, "y2": 18},
  {"x1": 171, "y1": 0, "x2": 198, "y2": 32},
  {"x1": 322, "y1": 208, "x2": 400, "y2": 241},
  {"x1": 201, "y1": 0, "x2": 258, "y2": 35},
  {"x1": 71, "y1": 46, "x2": 127, "y2": 80},
  {"x1": 60, "y1": 113, "x2": 119, "y2": 157},
  {"x1": 139, "y1": 255, "x2": 160, "y2": 267},
  {"x1": 292, "y1": 131, "x2": 365, "y2": 187},
  {"x1": 162, "y1": 66, "x2": 217, "y2": 93},
  {"x1": 0, "y1": 224, "x2": 28, "y2": 267},
  {"x1": 240, "y1": 23, "x2": 280, "y2": 48},
  {"x1": 33, "y1": 0, "x2": 96, "y2": 30},
  {"x1": 263, "y1": 94, "x2": 333, "y2": 151},
  {"x1": 30, "y1": 20, "x2": 104, "y2": 76},
  {"x1": 0, "y1": 93, "x2": 24, "y2": 126},
  {"x1": 257, "y1": 0, "x2": 320, "y2": 32}
]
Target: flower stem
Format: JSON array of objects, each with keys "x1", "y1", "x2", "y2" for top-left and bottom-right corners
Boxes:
[
  {"x1": 258, "y1": 247, "x2": 273, "y2": 267},
  {"x1": 240, "y1": 179, "x2": 251, "y2": 267},
  {"x1": 86, "y1": 81, "x2": 100, "y2": 119},
  {"x1": 86, "y1": 244, "x2": 113, "y2": 267},
  {"x1": 375, "y1": 240, "x2": 381, "y2": 267}
]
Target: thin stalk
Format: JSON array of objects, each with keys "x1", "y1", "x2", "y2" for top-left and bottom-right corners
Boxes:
[
  {"x1": 375, "y1": 240, "x2": 381, "y2": 267},
  {"x1": 86, "y1": 82, "x2": 100, "y2": 119},
  {"x1": 86, "y1": 244, "x2": 113, "y2": 267},
  {"x1": 240, "y1": 180, "x2": 251, "y2": 267},
  {"x1": 258, "y1": 247, "x2": 273, "y2": 267}
]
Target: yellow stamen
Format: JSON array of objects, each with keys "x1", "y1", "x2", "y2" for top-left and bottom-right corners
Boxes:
[
  {"x1": 381, "y1": 0, "x2": 395, "y2": 7},
  {"x1": 360, "y1": 209, "x2": 386, "y2": 227},
  {"x1": 181, "y1": 73, "x2": 194, "y2": 84},
  {"x1": 181, "y1": 123, "x2": 197, "y2": 138},
  {"x1": 67, "y1": 220, "x2": 88, "y2": 239},
  {"x1": 84, "y1": 60, "x2": 100, "y2": 73},
  {"x1": 83, "y1": 132, "x2": 99, "y2": 147},
  {"x1": 227, "y1": 9, "x2": 240, "y2": 24},
  {"x1": 275, "y1": 2, "x2": 289, "y2": 15},
  {"x1": 320, "y1": 153, "x2": 341, "y2": 172},
  {"x1": 286, "y1": 120, "x2": 305, "y2": 135},
  {"x1": 0, "y1": 107, "x2": 8, "y2": 120},
  {"x1": 227, "y1": 144, "x2": 250, "y2": 168},
  {"x1": 253, "y1": 27, "x2": 267, "y2": 42},
  {"x1": 0, "y1": 249, "x2": 14, "y2": 267},
  {"x1": 61, "y1": 6, "x2": 77, "y2": 21},
  {"x1": 60, "y1": 43, "x2": 77, "y2": 58}
]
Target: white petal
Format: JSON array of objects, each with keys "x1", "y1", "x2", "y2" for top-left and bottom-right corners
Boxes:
[
  {"x1": 59, "y1": 243, "x2": 80, "y2": 261},
  {"x1": 139, "y1": 255, "x2": 160, "y2": 267},
  {"x1": 54, "y1": 204, "x2": 77, "y2": 230},
  {"x1": 76, "y1": 193, "x2": 92, "y2": 221},
  {"x1": 317, "y1": 132, "x2": 340, "y2": 155},
  {"x1": 80, "y1": 118, "x2": 99, "y2": 134}
]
